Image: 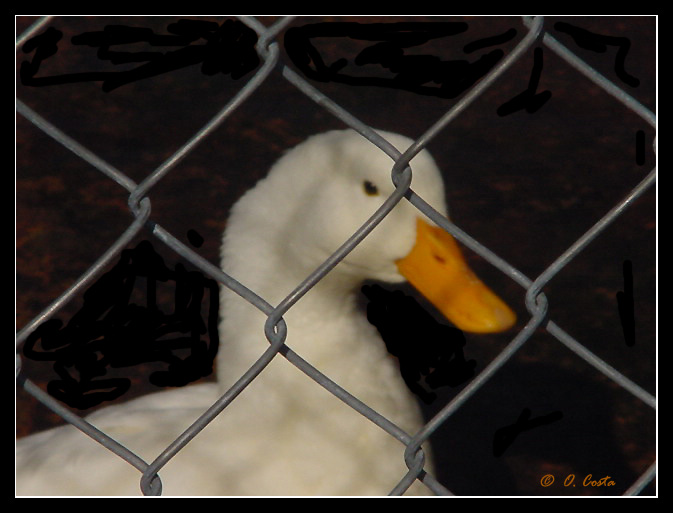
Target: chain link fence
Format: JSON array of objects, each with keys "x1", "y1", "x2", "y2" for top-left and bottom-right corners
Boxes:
[{"x1": 16, "y1": 16, "x2": 656, "y2": 496}]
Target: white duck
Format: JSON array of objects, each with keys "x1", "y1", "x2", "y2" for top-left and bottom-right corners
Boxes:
[{"x1": 16, "y1": 129, "x2": 515, "y2": 496}]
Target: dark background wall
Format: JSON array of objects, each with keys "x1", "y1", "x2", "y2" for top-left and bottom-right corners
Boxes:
[{"x1": 16, "y1": 16, "x2": 656, "y2": 496}]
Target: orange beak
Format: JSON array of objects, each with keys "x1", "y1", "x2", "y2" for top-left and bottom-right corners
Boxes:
[{"x1": 396, "y1": 219, "x2": 516, "y2": 333}]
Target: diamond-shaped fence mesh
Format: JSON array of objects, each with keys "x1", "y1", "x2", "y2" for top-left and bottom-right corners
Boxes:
[{"x1": 16, "y1": 16, "x2": 656, "y2": 496}]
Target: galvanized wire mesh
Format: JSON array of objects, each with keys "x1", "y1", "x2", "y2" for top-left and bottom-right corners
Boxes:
[{"x1": 16, "y1": 16, "x2": 656, "y2": 496}]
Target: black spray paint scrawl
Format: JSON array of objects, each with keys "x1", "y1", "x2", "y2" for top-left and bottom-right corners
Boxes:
[{"x1": 22, "y1": 238, "x2": 219, "y2": 410}]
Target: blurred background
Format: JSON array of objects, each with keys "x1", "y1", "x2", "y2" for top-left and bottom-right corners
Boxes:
[{"x1": 16, "y1": 16, "x2": 656, "y2": 496}]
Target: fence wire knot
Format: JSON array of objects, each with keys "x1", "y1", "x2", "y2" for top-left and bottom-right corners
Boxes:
[{"x1": 16, "y1": 16, "x2": 656, "y2": 497}]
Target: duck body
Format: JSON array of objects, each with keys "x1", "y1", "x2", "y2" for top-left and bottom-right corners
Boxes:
[{"x1": 16, "y1": 129, "x2": 514, "y2": 496}]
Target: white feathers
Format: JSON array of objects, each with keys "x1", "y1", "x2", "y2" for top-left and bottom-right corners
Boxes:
[{"x1": 17, "y1": 129, "x2": 447, "y2": 496}]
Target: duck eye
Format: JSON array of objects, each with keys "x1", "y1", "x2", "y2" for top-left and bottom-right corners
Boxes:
[{"x1": 363, "y1": 180, "x2": 379, "y2": 196}]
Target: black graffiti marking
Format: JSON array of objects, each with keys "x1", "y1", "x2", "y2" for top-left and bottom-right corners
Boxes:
[
  {"x1": 362, "y1": 284, "x2": 476, "y2": 404},
  {"x1": 617, "y1": 259, "x2": 636, "y2": 347},
  {"x1": 554, "y1": 21, "x2": 640, "y2": 88},
  {"x1": 497, "y1": 46, "x2": 551, "y2": 116},
  {"x1": 22, "y1": 238, "x2": 219, "y2": 410},
  {"x1": 20, "y1": 19, "x2": 260, "y2": 92},
  {"x1": 493, "y1": 408, "x2": 564, "y2": 457},
  {"x1": 283, "y1": 21, "x2": 518, "y2": 100}
]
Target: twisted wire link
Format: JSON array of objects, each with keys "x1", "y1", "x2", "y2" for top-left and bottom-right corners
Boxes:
[
  {"x1": 15, "y1": 16, "x2": 291, "y2": 495},
  {"x1": 16, "y1": 16, "x2": 656, "y2": 496},
  {"x1": 273, "y1": 17, "x2": 548, "y2": 495},
  {"x1": 270, "y1": 15, "x2": 657, "y2": 495}
]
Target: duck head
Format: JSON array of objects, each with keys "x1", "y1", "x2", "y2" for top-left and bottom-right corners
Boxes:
[{"x1": 229, "y1": 129, "x2": 516, "y2": 334}]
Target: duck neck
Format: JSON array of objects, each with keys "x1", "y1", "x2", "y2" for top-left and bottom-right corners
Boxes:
[{"x1": 217, "y1": 252, "x2": 376, "y2": 382}]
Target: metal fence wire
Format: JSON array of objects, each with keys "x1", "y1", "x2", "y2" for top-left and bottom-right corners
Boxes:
[{"x1": 15, "y1": 16, "x2": 656, "y2": 496}]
